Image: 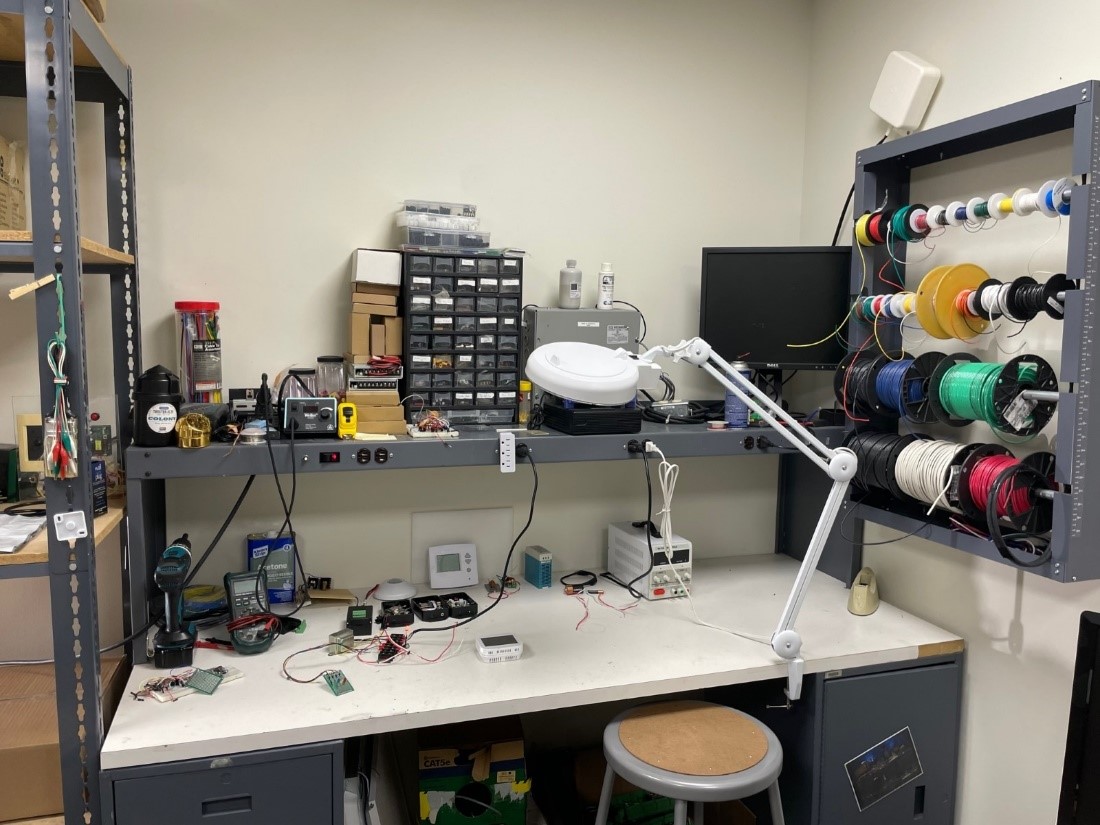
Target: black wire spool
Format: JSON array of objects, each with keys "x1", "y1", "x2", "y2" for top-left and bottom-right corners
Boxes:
[
  {"x1": 1039, "y1": 273, "x2": 1071, "y2": 319},
  {"x1": 845, "y1": 430, "x2": 917, "y2": 499},
  {"x1": 900, "y1": 351, "x2": 947, "y2": 424},
  {"x1": 928, "y1": 351, "x2": 980, "y2": 427},
  {"x1": 1017, "y1": 451, "x2": 1057, "y2": 535},
  {"x1": 986, "y1": 457, "x2": 1057, "y2": 568},
  {"x1": 992, "y1": 354, "x2": 1058, "y2": 436},
  {"x1": 835, "y1": 352, "x2": 885, "y2": 417},
  {"x1": 955, "y1": 444, "x2": 1014, "y2": 522}
]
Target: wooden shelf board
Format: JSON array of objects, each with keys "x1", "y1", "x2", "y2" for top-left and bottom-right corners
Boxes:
[
  {"x1": 0, "y1": 503, "x2": 124, "y2": 567},
  {"x1": 0, "y1": 10, "x2": 120, "y2": 70},
  {"x1": 0, "y1": 231, "x2": 134, "y2": 265}
]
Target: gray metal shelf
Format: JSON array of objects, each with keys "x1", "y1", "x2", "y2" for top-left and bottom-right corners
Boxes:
[{"x1": 848, "y1": 80, "x2": 1100, "y2": 582}]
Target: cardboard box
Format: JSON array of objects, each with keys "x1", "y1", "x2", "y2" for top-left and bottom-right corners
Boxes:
[
  {"x1": 352, "y1": 248, "x2": 401, "y2": 288},
  {"x1": 352, "y1": 302, "x2": 399, "y2": 317},
  {"x1": 347, "y1": 390, "x2": 400, "y2": 407},
  {"x1": 351, "y1": 291, "x2": 398, "y2": 306},
  {"x1": 350, "y1": 313, "x2": 372, "y2": 355},
  {"x1": 354, "y1": 282, "x2": 401, "y2": 297},
  {"x1": 356, "y1": 405, "x2": 405, "y2": 422},
  {"x1": 0, "y1": 657, "x2": 127, "y2": 820},
  {"x1": 385, "y1": 317, "x2": 403, "y2": 356},
  {"x1": 357, "y1": 420, "x2": 407, "y2": 436},
  {"x1": 371, "y1": 323, "x2": 386, "y2": 357},
  {"x1": 417, "y1": 718, "x2": 529, "y2": 825}
]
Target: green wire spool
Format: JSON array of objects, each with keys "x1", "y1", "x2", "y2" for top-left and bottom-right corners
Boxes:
[{"x1": 934, "y1": 355, "x2": 1057, "y2": 437}]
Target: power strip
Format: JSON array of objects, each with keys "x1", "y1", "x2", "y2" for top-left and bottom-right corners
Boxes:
[{"x1": 499, "y1": 432, "x2": 516, "y2": 473}]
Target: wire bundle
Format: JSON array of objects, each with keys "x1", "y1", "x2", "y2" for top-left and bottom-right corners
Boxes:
[
  {"x1": 838, "y1": 354, "x2": 881, "y2": 418},
  {"x1": 932, "y1": 355, "x2": 1055, "y2": 437},
  {"x1": 968, "y1": 454, "x2": 1031, "y2": 519},
  {"x1": 875, "y1": 358, "x2": 924, "y2": 418},
  {"x1": 854, "y1": 292, "x2": 916, "y2": 323},
  {"x1": 938, "y1": 362, "x2": 1004, "y2": 425},
  {"x1": 894, "y1": 439, "x2": 967, "y2": 512},
  {"x1": 847, "y1": 431, "x2": 910, "y2": 494}
]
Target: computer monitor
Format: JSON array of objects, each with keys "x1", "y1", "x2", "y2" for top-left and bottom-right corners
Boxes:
[
  {"x1": 699, "y1": 246, "x2": 852, "y2": 370},
  {"x1": 1058, "y1": 611, "x2": 1100, "y2": 823}
]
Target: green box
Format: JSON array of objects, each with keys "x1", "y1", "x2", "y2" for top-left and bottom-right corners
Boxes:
[{"x1": 417, "y1": 719, "x2": 529, "y2": 825}]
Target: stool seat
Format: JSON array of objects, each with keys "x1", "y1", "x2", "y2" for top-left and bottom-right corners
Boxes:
[{"x1": 595, "y1": 700, "x2": 785, "y2": 825}]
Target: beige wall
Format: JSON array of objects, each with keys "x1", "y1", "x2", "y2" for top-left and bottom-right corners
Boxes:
[{"x1": 799, "y1": 2, "x2": 1100, "y2": 822}]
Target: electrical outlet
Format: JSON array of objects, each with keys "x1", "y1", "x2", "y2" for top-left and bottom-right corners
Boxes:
[{"x1": 499, "y1": 432, "x2": 516, "y2": 474}]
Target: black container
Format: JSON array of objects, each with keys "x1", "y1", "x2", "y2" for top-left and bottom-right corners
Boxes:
[
  {"x1": 441, "y1": 591, "x2": 478, "y2": 619},
  {"x1": 133, "y1": 365, "x2": 183, "y2": 447},
  {"x1": 412, "y1": 596, "x2": 448, "y2": 623},
  {"x1": 378, "y1": 599, "x2": 415, "y2": 629}
]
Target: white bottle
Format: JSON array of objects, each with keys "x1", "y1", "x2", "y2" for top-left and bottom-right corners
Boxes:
[
  {"x1": 597, "y1": 262, "x2": 615, "y2": 310},
  {"x1": 558, "y1": 259, "x2": 582, "y2": 309}
]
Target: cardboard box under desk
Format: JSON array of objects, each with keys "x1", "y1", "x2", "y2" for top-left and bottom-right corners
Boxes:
[{"x1": 0, "y1": 656, "x2": 127, "y2": 821}]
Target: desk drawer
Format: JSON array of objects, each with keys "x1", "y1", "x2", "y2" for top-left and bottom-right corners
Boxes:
[{"x1": 104, "y1": 741, "x2": 342, "y2": 825}]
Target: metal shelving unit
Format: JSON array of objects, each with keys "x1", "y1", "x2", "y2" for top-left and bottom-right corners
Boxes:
[
  {"x1": 0, "y1": 2, "x2": 140, "y2": 823},
  {"x1": 847, "y1": 81, "x2": 1100, "y2": 582}
]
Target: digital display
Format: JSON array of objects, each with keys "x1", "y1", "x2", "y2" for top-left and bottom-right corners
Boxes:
[
  {"x1": 230, "y1": 577, "x2": 257, "y2": 597},
  {"x1": 655, "y1": 549, "x2": 690, "y2": 565},
  {"x1": 351, "y1": 607, "x2": 368, "y2": 618},
  {"x1": 481, "y1": 635, "x2": 518, "y2": 647},
  {"x1": 436, "y1": 553, "x2": 461, "y2": 573},
  {"x1": 303, "y1": 403, "x2": 319, "y2": 414}
]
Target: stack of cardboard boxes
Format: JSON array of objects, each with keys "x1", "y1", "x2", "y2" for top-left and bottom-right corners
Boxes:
[{"x1": 349, "y1": 249, "x2": 405, "y2": 435}]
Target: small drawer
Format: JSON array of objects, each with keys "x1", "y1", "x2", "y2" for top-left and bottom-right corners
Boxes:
[
  {"x1": 432, "y1": 316, "x2": 454, "y2": 332},
  {"x1": 500, "y1": 277, "x2": 521, "y2": 294},
  {"x1": 476, "y1": 370, "x2": 496, "y2": 387},
  {"x1": 409, "y1": 354, "x2": 433, "y2": 372},
  {"x1": 477, "y1": 296, "x2": 499, "y2": 313},
  {"x1": 408, "y1": 275, "x2": 432, "y2": 294},
  {"x1": 455, "y1": 353, "x2": 476, "y2": 369},
  {"x1": 431, "y1": 334, "x2": 453, "y2": 350},
  {"x1": 455, "y1": 315, "x2": 477, "y2": 332},
  {"x1": 455, "y1": 336, "x2": 476, "y2": 351},
  {"x1": 409, "y1": 315, "x2": 431, "y2": 332},
  {"x1": 409, "y1": 372, "x2": 432, "y2": 390},
  {"x1": 498, "y1": 371, "x2": 517, "y2": 387},
  {"x1": 476, "y1": 391, "x2": 497, "y2": 406},
  {"x1": 433, "y1": 372, "x2": 454, "y2": 389},
  {"x1": 454, "y1": 370, "x2": 475, "y2": 388},
  {"x1": 499, "y1": 297, "x2": 520, "y2": 312},
  {"x1": 409, "y1": 294, "x2": 433, "y2": 312},
  {"x1": 431, "y1": 392, "x2": 454, "y2": 407},
  {"x1": 409, "y1": 334, "x2": 430, "y2": 351},
  {"x1": 497, "y1": 390, "x2": 518, "y2": 406},
  {"x1": 456, "y1": 259, "x2": 478, "y2": 274},
  {"x1": 454, "y1": 391, "x2": 474, "y2": 408},
  {"x1": 454, "y1": 295, "x2": 476, "y2": 313},
  {"x1": 408, "y1": 255, "x2": 432, "y2": 273},
  {"x1": 499, "y1": 315, "x2": 519, "y2": 333},
  {"x1": 458, "y1": 232, "x2": 490, "y2": 249},
  {"x1": 431, "y1": 353, "x2": 453, "y2": 370},
  {"x1": 432, "y1": 256, "x2": 454, "y2": 273},
  {"x1": 478, "y1": 316, "x2": 498, "y2": 331},
  {"x1": 455, "y1": 276, "x2": 477, "y2": 293},
  {"x1": 476, "y1": 354, "x2": 497, "y2": 369},
  {"x1": 499, "y1": 334, "x2": 518, "y2": 351},
  {"x1": 501, "y1": 258, "x2": 521, "y2": 276},
  {"x1": 476, "y1": 334, "x2": 497, "y2": 351},
  {"x1": 477, "y1": 259, "x2": 500, "y2": 275},
  {"x1": 478, "y1": 276, "x2": 499, "y2": 293},
  {"x1": 433, "y1": 296, "x2": 455, "y2": 312},
  {"x1": 432, "y1": 275, "x2": 454, "y2": 294},
  {"x1": 497, "y1": 352, "x2": 518, "y2": 370}
]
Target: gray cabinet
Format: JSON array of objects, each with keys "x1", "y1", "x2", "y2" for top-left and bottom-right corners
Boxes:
[{"x1": 101, "y1": 741, "x2": 343, "y2": 825}]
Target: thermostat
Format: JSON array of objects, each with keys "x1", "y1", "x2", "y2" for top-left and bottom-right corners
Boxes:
[
  {"x1": 428, "y1": 543, "x2": 478, "y2": 590},
  {"x1": 476, "y1": 634, "x2": 523, "y2": 663}
]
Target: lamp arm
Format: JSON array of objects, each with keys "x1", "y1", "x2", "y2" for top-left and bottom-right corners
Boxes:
[{"x1": 638, "y1": 338, "x2": 857, "y2": 700}]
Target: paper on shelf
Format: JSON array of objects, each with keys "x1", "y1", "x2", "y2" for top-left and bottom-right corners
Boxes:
[{"x1": 0, "y1": 514, "x2": 46, "y2": 553}]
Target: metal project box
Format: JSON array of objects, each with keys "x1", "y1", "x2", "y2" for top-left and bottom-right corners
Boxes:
[{"x1": 522, "y1": 306, "x2": 641, "y2": 373}]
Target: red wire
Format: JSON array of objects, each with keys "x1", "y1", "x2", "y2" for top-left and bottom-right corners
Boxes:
[
  {"x1": 574, "y1": 595, "x2": 590, "y2": 631},
  {"x1": 877, "y1": 258, "x2": 904, "y2": 290},
  {"x1": 968, "y1": 456, "x2": 1030, "y2": 518}
]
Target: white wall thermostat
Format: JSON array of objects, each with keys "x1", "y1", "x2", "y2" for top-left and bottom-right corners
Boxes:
[
  {"x1": 476, "y1": 634, "x2": 523, "y2": 663},
  {"x1": 427, "y1": 543, "x2": 478, "y2": 589}
]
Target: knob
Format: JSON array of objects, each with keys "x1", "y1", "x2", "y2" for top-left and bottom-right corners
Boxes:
[{"x1": 320, "y1": 408, "x2": 331, "y2": 419}]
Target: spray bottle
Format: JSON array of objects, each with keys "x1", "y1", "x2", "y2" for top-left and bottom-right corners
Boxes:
[{"x1": 597, "y1": 262, "x2": 615, "y2": 310}]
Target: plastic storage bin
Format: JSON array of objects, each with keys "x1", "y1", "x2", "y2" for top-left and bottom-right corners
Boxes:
[
  {"x1": 401, "y1": 227, "x2": 490, "y2": 249},
  {"x1": 396, "y1": 211, "x2": 480, "y2": 230},
  {"x1": 403, "y1": 199, "x2": 477, "y2": 217}
]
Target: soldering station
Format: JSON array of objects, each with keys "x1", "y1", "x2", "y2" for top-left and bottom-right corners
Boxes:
[{"x1": 8, "y1": 17, "x2": 1100, "y2": 825}]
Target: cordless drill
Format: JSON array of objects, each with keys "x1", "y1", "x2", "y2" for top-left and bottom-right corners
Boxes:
[{"x1": 153, "y1": 534, "x2": 195, "y2": 669}]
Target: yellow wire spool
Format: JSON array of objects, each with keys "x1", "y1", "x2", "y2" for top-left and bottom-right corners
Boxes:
[
  {"x1": 933, "y1": 263, "x2": 990, "y2": 340},
  {"x1": 915, "y1": 265, "x2": 953, "y2": 339},
  {"x1": 855, "y1": 213, "x2": 875, "y2": 246}
]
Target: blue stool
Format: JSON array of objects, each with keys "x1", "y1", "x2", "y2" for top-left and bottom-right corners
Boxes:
[{"x1": 594, "y1": 700, "x2": 785, "y2": 825}]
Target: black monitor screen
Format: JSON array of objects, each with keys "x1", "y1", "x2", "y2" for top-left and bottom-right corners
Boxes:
[
  {"x1": 1059, "y1": 611, "x2": 1100, "y2": 823},
  {"x1": 699, "y1": 246, "x2": 852, "y2": 370}
]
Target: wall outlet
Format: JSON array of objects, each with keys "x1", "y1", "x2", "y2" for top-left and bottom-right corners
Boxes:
[{"x1": 499, "y1": 432, "x2": 516, "y2": 473}]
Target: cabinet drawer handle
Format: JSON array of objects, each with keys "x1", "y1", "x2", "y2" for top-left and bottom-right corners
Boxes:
[{"x1": 202, "y1": 794, "x2": 253, "y2": 816}]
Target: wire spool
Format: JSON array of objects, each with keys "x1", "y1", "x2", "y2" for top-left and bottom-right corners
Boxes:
[
  {"x1": 956, "y1": 444, "x2": 1015, "y2": 521},
  {"x1": 929, "y1": 352, "x2": 980, "y2": 427},
  {"x1": 992, "y1": 355, "x2": 1058, "y2": 436},
  {"x1": 845, "y1": 430, "x2": 916, "y2": 499},
  {"x1": 836, "y1": 352, "x2": 897, "y2": 418},
  {"x1": 932, "y1": 263, "x2": 991, "y2": 340},
  {"x1": 893, "y1": 438, "x2": 969, "y2": 510},
  {"x1": 915, "y1": 266, "x2": 953, "y2": 339},
  {"x1": 874, "y1": 351, "x2": 945, "y2": 423},
  {"x1": 1004, "y1": 273, "x2": 1071, "y2": 321}
]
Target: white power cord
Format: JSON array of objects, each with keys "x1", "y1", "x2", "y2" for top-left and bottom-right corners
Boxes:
[{"x1": 646, "y1": 442, "x2": 770, "y2": 645}]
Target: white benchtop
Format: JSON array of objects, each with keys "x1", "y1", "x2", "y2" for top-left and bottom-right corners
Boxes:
[{"x1": 101, "y1": 555, "x2": 963, "y2": 769}]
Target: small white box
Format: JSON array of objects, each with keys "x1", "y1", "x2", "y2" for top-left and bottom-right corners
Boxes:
[
  {"x1": 351, "y1": 248, "x2": 401, "y2": 287},
  {"x1": 476, "y1": 634, "x2": 523, "y2": 663},
  {"x1": 870, "y1": 51, "x2": 941, "y2": 133}
]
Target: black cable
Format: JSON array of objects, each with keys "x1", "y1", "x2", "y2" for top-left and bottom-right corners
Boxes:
[
  {"x1": 612, "y1": 300, "x2": 647, "y2": 345},
  {"x1": 831, "y1": 134, "x2": 888, "y2": 245},
  {"x1": 183, "y1": 474, "x2": 257, "y2": 587},
  {"x1": 409, "y1": 449, "x2": 539, "y2": 638},
  {"x1": 986, "y1": 464, "x2": 1052, "y2": 568},
  {"x1": 837, "y1": 499, "x2": 931, "y2": 546},
  {"x1": 264, "y1": 421, "x2": 309, "y2": 617},
  {"x1": 605, "y1": 452, "x2": 654, "y2": 599}
]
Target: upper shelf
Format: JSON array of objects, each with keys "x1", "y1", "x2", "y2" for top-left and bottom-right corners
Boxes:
[
  {"x1": 0, "y1": 503, "x2": 124, "y2": 578},
  {"x1": 0, "y1": 231, "x2": 134, "y2": 267},
  {"x1": 125, "y1": 422, "x2": 847, "y2": 480}
]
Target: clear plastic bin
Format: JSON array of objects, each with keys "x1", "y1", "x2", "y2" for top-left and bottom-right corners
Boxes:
[
  {"x1": 455, "y1": 371, "x2": 475, "y2": 387},
  {"x1": 500, "y1": 277, "x2": 521, "y2": 294},
  {"x1": 498, "y1": 353, "x2": 518, "y2": 370},
  {"x1": 500, "y1": 316, "x2": 519, "y2": 333},
  {"x1": 456, "y1": 316, "x2": 476, "y2": 332},
  {"x1": 433, "y1": 372, "x2": 454, "y2": 388},
  {"x1": 499, "y1": 335, "x2": 518, "y2": 351},
  {"x1": 477, "y1": 334, "x2": 497, "y2": 351},
  {"x1": 431, "y1": 354, "x2": 453, "y2": 370},
  {"x1": 453, "y1": 392, "x2": 474, "y2": 408},
  {"x1": 409, "y1": 334, "x2": 430, "y2": 351},
  {"x1": 500, "y1": 297, "x2": 520, "y2": 312},
  {"x1": 476, "y1": 391, "x2": 496, "y2": 406},
  {"x1": 410, "y1": 315, "x2": 431, "y2": 332},
  {"x1": 410, "y1": 354, "x2": 432, "y2": 371},
  {"x1": 455, "y1": 296, "x2": 476, "y2": 313},
  {"x1": 432, "y1": 316, "x2": 454, "y2": 332},
  {"x1": 497, "y1": 391, "x2": 517, "y2": 406},
  {"x1": 501, "y1": 259, "x2": 521, "y2": 275},
  {"x1": 499, "y1": 372, "x2": 517, "y2": 387},
  {"x1": 434, "y1": 296, "x2": 455, "y2": 312},
  {"x1": 456, "y1": 260, "x2": 478, "y2": 275},
  {"x1": 403, "y1": 199, "x2": 477, "y2": 218},
  {"x1": 432, "y1": 335, "x2": 453, "y2": 350},
  {"x1": 455, "y1": 339, "x2": 475, "y2": 354},
  {"x1": 477, "y1": 297, "x2": 498, "y2": 313},
  {"x1": 476, "y1": 371, "x2": 496, "y2": 387},
  {"x1": 432, "y1": 392, "x2": 454, "y2": 407},
  {"x1": 476, "y1": 354, "x2": 497, "y2": 369},
  {"x1": 433, "y1": 257, "x2": 455, "y2": 273},
  {"x1": 477, "y1": 259, "x2": 499, "y2": 275},
  {"x1": 432, "y1": 276, "x2": 454, "y2": 294},
  {"x1": 408, "y1": 255, "x2": 432, "y2": 273},
  {"x1": 409, "y1": 275, "x2": 432, "y2": 293},
  {"x1": 478, "y1": 277, "x2": 498, "y2": 293},
  {"x1": 456, "y1": 353, "x2": 476, "y2": 369},
  {"x1": 409, "y1": 372, "x2": 432, "y2": 389},
  {"x1": 396, "y1": 211, "x2": 480, "y2": 231},
  {"x1": 478, "y1": 316, "x2": 498, "y2": 331},
  {"x1": 410, "y1": 294, "x2": 432, "y2": 311},
  {"x1": 401, "y1": 227, "x2": 490, "y2": 248}
]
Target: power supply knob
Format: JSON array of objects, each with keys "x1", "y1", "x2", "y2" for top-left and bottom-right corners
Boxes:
[{"x1": 319, "y1": 408, "x2": 331, "y2": 419}]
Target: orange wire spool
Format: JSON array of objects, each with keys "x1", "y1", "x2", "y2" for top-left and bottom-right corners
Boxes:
[
  {"x1": 915, "y1": 265, "x2": 953, "y2": 339},
  {"x1": 933, "y1": 263, "x2": 991, "y2": 340}
]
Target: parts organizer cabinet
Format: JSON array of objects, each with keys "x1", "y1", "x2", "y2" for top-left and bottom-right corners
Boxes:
[
  {"x1": 404, "y1": 252, "x2": 523, "y2": 425},
  {"x1": 100, "y1": 742, "x2": 343, "y2": 825}
]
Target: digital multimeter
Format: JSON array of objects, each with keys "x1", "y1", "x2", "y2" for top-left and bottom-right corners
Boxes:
[{"x1": 224, "y1": 570, "x2": 275, "y2": 655}]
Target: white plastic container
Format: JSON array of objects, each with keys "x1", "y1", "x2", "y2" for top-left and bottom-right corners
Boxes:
[
  {"x1": 558, "y1": 259, "x2": 582, "y2": 309},
  {"x1": 597, "y1": 262, "x2": 615, "y2": 310}
]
